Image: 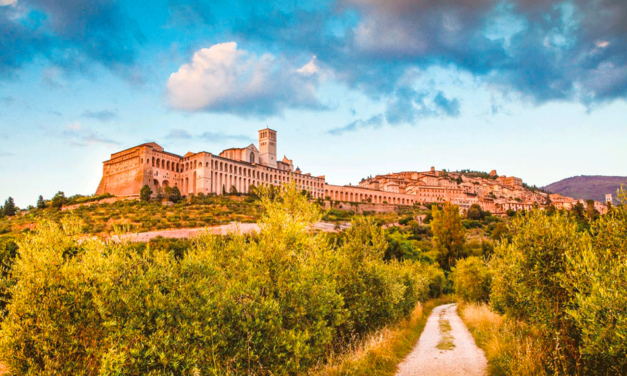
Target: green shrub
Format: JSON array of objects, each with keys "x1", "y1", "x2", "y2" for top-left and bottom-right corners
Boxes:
[
  {"x1": 0, "y1": 184, "x2": 444, "y2": 375},
  {"x1": 451, "y1": 256, "x2": 490, "y2": 303},
  {"x1": 490, "y1": 201, "x2": 627, "y2": 375}
]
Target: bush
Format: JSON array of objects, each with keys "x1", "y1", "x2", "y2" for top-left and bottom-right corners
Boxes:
[
  {"x1": 0, "y1": 184, "x2": 445, "y2": 375},
  {"x1": 451, "y1": 256, "x2": 490, "y2": 303},
  {"x1": 331, "y1": 216, "x2": 436, "y2": 341},
  {"x1": 490, "y1": 203, "x2": 627, "y2": 375}
]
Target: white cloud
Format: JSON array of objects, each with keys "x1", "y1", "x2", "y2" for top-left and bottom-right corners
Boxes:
[
  {"x1": 166, "y1": 42, "x2": 325, "y2": 117},
  {"x1": 297, "y1": 56, "x2": 319, "y2": 76},
  {"x1": 0, "y1": 0, "x2": 17, "y2": 6},
  {"x1": 595, "y1": 40, "x2": 610, "y2": 48}
]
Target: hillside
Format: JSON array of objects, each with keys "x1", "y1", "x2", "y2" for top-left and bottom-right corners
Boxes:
[{"x1": 543, "y1": 175, "x2": 626, "y2": 203}]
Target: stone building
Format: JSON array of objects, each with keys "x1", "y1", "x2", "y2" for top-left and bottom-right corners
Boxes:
[
  {"x1": 96, "y1": 129, "x2": 608, "y2": 214},
  {"x1": 96, "y1": 128, "x2": 327, "y2": 198}
]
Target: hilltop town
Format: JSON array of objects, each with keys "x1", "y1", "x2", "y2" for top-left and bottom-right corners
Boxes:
[
  {"x1": 356, "y1": 169, "x2": 610, "y2": 215},
  {"x1": 95, "y1": 128, "x2": 610, "y2": 215}
]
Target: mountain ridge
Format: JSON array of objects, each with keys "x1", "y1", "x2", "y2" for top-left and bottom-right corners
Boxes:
[{"x1": 542, "y1": 175, "x2": 626, "y2": 203}]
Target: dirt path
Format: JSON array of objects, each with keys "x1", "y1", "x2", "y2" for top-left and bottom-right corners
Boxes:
[
  {"x1": 110, "y1": 222, "x2": 351, "y2": 242},
  {"x1": 396, "y1": 303, "x2": 487, "y2": 376}
]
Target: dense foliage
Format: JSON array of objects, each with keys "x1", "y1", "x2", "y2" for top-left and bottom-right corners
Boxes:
[
  {"x1": 451, "y1": 257, "x2": 490, "y2": 303},
  {"x1": 431, "y1": 202, "x2": 466, "y2": 271},
  {"x1": 490, "y1": 190, "x2": 627, "y2": 375},
  {"x1": 0, "y1": 185, "x2": 444, "y2": 375}
]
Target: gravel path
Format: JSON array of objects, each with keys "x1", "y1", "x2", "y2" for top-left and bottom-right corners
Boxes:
[
  {"x1": 396, "y1": 303, "x2": 487, "y2": 376},
  {"x1": 110, "y1": 222, "x2": 351, "y2": 242}
]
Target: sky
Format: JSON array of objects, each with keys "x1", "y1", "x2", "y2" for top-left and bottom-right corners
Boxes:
[{"x1": 0, "y1": 0, "x2": 626, "y2": 208}]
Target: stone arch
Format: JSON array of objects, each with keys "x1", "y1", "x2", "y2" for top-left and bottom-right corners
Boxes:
[{"x1": 162, "y1": 180, "x2": 170, "y2": 188}]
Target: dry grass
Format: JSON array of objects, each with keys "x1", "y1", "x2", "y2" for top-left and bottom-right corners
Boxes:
[
  {"x1": 312, "y1": 297, "x2": 454, "y2": 376},
  {"x1": 459, "y1": 303, "x2": 550, "y2": 376}
]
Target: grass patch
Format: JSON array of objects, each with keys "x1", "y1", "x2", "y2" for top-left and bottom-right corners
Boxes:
[
  {"x1": 459, "y1": 302, "x2": 550, "y2": 376},
  {"x1": 312, "y1": 296, "x2": 455, "y2": 376},
  {"x1": 436, "y1": 311, "x2": 455, "y2": 350}
]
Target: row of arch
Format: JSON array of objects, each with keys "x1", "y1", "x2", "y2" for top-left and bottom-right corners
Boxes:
[
  {"x1": 211, "y1": 159, "x2": 323, "y2": 189},
  {"x1": 143, "y1": 156, "x2": 324, "y2": 191},
  {"x1": 325, "y1": 188, "x2": 416, "y2": 206}
]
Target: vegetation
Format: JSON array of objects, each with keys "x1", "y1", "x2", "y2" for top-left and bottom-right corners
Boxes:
[
  {"x1": 0, "y1": 193, "x2": 265, "y2": 236},
  {"x1": 457, "y1": 169, "x2": 498, "y2": 180},
  {"x1": 0, "y1": 185, "x2": 445, "y2": 375},
  {"x1": 455, "y1": 187, "x2": 627, "y2": 375},
  {"x1": 7, "y1": 181, "x2": 622, "y2": 375},
  {"x1": 139, "y1": 185, "x2": 152, "y2": 202},
  {"x1": 431, "y1": 202, "x2": 466, "y2": 271},
  {"x1": 459, "y1": 303, "x2": 549, "y2": 376},
  {"x1": 2, "y1": 198, "x2": 15, "y2": 217},
  {"x1": 36, "y1": 196, "x2": 46, "y2": 210},
  {"x1": 451, "y1": 257, "x2": 490, "y2": 303},
  {"x1": 313, "y1": 297, "x2": 454, "y2": 376}
]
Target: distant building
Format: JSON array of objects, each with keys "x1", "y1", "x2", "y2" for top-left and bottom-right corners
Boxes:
[
  {"x1": 96, "y1": 128, "x2": 326, "y2": 198},
  {"x1": 95, "y1": 129, "x2": 608, "y2": 213},
  {"x1": 606, "y1": 193, "x2": 613, "y2": 204}
]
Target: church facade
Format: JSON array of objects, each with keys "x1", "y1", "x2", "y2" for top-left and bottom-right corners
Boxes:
[{"x1": 96, "y1": 128, "x2": 327, "y2": 198}]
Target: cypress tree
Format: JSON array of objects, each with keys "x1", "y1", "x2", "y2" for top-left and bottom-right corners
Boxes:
[
  {"x1": 3, "y1": 197, "x2": 17, "y2": 216},
  {"x1": 37, "y1": 195, "x2": 46, "y2": 209}
]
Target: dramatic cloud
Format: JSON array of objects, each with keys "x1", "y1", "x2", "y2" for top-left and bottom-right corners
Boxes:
[
  {"x1": 229, "y1": 0, "x2": 627, "y2": 107},
  {"x1": 0, "y1": 0, "x2": 144, "y2": 78},
  {"x1": 166, "y1": 42, "x2": 325, "y2": 117},
  {"x1": 166, "y1": 128, "x2": 252, "y2": 143},
  {"x1": 82, "y1": 109, "x2": 117, "y2": 122}
]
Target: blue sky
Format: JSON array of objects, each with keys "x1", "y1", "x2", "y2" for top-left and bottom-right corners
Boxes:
[{"x1": 1, "y1": 0, "x2": 626, "y2": 208}]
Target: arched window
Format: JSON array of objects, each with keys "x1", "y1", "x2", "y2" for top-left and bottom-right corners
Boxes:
[{"x1": 250, "y1": 152, "x2": 255, "y2": 163}]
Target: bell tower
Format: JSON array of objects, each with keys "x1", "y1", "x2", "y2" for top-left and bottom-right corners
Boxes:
[{"x1": 259, "y1": 128, "x2": 277, "y2": 168}]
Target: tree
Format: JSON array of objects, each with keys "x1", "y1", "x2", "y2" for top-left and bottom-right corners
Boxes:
[
  {"x1": 467, "y1": 204, "x2": 484, "y2": 220},
  {"x1": 230, "y1": 185, "x2": 238, "y2": 195},
  {"x1": 36, "y1": 195, "x2": 46, "y2": 209},
  {"x1": 50, "y1": 191, "x2": 67, "y2": 209},
  {"x1": 3, "y1": 197, "x2": 16, "y2": 216},
  {"x1": 164, "y1": 186, "x2": 182, "y2": 203},
  {"x1": 431, "y1": 202, "x2": 466, "y2": 271},
  {"x1": 451, "y1": 256, "x2": 491, "y2": 302},
  {"x1": 586, "y1": 199, "x2": 600, "y2": 221},
  {"x1": 155, "y1": 187, "x2": 164, "y2": 202},
  {"x1": 140, "y1": 185, "x2": 152, "y2": 202}
]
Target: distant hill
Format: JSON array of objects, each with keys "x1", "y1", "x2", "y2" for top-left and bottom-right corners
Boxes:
[{"x1": 543, "y1": 175, "x2": 627, "y2": 203}]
